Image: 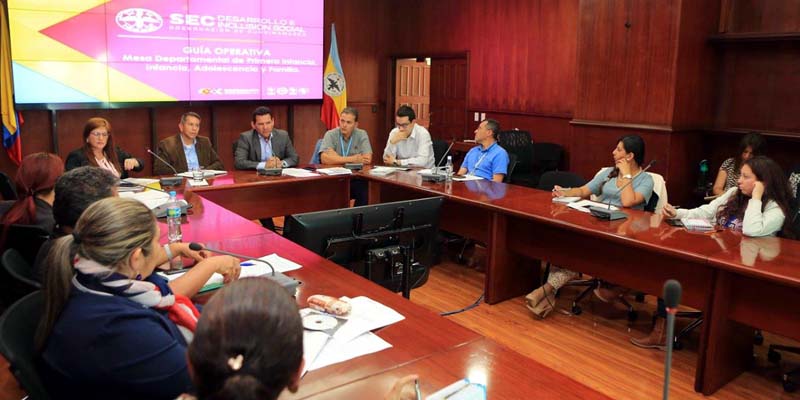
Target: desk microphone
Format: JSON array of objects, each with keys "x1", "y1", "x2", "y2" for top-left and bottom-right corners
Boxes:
[
  {"x1": 662, "y1": 279, "x2": 682, "y2": 400},
  {"x1": 421, "y1": 141, "x2": 455, "y2": 182},
  {"x1": 188, "y1": 242, "x2": 274, "y2": 276},
  {"x1": 187, "y1": 242, "x2": 301, "y2": 294},
  {"x1": 589, "y1": 159, "x2": 657, "y2": 220},
  {"x1": 147, "y1": 148, "x2": 184, "y2": 186}
]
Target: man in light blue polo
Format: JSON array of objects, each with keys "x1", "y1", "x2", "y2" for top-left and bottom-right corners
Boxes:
[{"x1": 457, "y1": 119, "x2": 509, "y2": 182}]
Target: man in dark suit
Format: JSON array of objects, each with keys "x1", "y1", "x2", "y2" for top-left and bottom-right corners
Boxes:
[
  {"x1": 153, "y1": 112, "x2": 224, "y2": 175},
  {"x1": 234, "y1": 106, "x2": 299, "y2": 170}
]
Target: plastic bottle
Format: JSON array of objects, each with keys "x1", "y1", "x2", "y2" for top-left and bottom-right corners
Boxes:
[
  {"x1": 445, "y1": 156, "x2": 454, "y2": 182},
  {"x1": 167, "y1": 191, "x2": 182, "y2": 242}
]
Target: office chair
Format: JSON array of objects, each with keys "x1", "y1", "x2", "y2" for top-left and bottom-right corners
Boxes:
[
  {"x1": 0, "y1": 291, "x2": 51, "y2": 400},
  {"x1": 0, "y1": 224, "x2": 50, "y2": 307},
  {"x1": 0, "y1": 172, "x2": 16, "y2": 200},
  {"x1": 537, "y1": 171, "x2": 586, "y2": 191},
  {"x1": 432, "y1": 139, "x2": 450, "y2": 166},
  {"x1": 231, "y1": 141, "x2": 238, "y2": 158},
  {"x1": 529, "y1": 142, "x2": 564, "y2": 187},
  {"x1": 497, "y1": 130, "x2": 535, "y2": 187},
  {"x1": 310, "y1": 139, "x2": 324, "y2": 164},
  {"x1": 2, "y1": 249, "x2": 41, "y2": 293}
]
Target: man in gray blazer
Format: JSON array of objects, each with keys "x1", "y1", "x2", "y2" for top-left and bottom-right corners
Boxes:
[{"x1": 234, "y1": 106, "x2": 299, "y2": 170}]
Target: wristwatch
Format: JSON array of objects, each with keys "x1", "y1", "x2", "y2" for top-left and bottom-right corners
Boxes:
[{"x1": 622, "y1": 174, "x2": 632, "y2": 179}]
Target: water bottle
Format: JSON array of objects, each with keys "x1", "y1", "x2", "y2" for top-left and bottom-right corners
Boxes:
[
  {"x1": 445, "y1": 156, "x2": 454, "y2": 182},
  {"x1": 166, "y1": 191, "x2": 182, "y2": 242}
]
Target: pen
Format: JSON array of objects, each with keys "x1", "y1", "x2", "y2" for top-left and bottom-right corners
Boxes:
[{"x1": 415, "y1": 378, "x2": 422, "y2": 400}]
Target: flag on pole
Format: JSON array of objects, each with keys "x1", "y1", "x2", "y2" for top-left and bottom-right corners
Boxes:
[
  {"x1": 320, "y1": 24, "x2": 346, "y2": 130},
  {"x1": 1, "y1": 6, "x2": 22, "y2": 166}
]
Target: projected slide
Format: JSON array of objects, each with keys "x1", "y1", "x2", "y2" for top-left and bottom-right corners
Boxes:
[{"x1": 9, "y1": 0, "x2": 323, "y2": 103}]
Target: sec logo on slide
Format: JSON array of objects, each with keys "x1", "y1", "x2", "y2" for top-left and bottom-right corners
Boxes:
[{"x1": 116, "y1": 8, "x2": 163, "y2": 34}]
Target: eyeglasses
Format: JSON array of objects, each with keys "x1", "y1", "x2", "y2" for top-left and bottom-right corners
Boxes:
[
  {"x1": 396, "y1": 122, "x2": 411, "y2": 129},
  {"x1": 90, "y1": 131, "x2": 109, "y2": 138}
]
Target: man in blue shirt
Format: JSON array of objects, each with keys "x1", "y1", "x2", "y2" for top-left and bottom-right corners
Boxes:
[{"x1": 457, "y1": 119, "x2": 509, "y2": 182}]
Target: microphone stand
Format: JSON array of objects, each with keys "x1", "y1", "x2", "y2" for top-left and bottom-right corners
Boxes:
[
  {"x1": 589, "y1": 159, "x2": 657, "y2": 221},
  {"x1": 421, "y1": 141, "x2": 455, "y2": 182},
  {"x1": 147, "y1": 148, "x2": 184, "y2": 186}
]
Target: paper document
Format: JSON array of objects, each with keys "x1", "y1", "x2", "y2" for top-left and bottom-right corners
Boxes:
[
  {"x1": 157, "y1": 253, "x2": 302, "y2": 292},
  {"x1": 681, "y1": 218, "x2": 715, "y2": 232},
  {"x1": 418, "y1": 167, "x2": 443, "y2": 175},
  {"x1": 282, "y1": 168, "x2": 320, "y2": 178},
  {"x1": 567, "y1": 199, "x2": 619, "y2": 213},
  {"x1": 185, "y1": 179, "x2": 209, "y2": 187},
  {"x1": 119, "y1": 190, "x2": 169, "y2": 210},
  {"x1": 369, "y1": 166, "x2": 406, "y2": 176},
  {"x1": 316, "y1": 167, "x2": 352, "y2": 175},
  {"x1": 451, "y1": 175, "x2": 483, "y2": 181},
  {"x1": 307, "y1": 331, "x2": 391, "y2": 372},
  {"x1": 122, "y1": 177, "x2": 160, "y2": 186},
  {"x1": 330, "y1": 296, "x2": 405, "y2": 343},
  {"x1": 175, "y1": 170, "x2": 226, "y2": 178},
  {"x1": 552, "y1": 196, "x2": 581, "y2": 204}
]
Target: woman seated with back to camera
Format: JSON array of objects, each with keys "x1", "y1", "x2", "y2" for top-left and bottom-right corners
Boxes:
[
  {"x1": 64, "y1": 117, "x2": 144, "y2": 179},
  {"x1": 711, "y1": 132, "x2": 766, "y2": 196},
  {"x1": 631, "y1": 155, "x2": 792, "y2": 349},
  {"x1": 37, "y1": 197, "x2": 241, "y2": 400},
  {"x1": 525, "y1": 135, "x2": 654, "y2": 319},
  {"x1": 182, "y1": 278, "x2": 420, "y2": 400},
  {"x1": 0, "y1": 152, "x2": 63, "y2": 244}
]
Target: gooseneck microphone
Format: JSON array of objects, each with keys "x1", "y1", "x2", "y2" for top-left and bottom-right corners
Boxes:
[
  {"x1": 589, "y1": 159, "x2": 657, "y2": 220},
  {"x1": 188, "y1": 242, "x2": 275, "y2": 276},
  {"x1": 147, "y1": 148, "x2": 179, "y2": 175},
  {"x1": 421, "y1": 141, "x2": 455, "y2": 182},
  {"x1": 662, "y1": 279, "x2": 682, "y2": 400}
]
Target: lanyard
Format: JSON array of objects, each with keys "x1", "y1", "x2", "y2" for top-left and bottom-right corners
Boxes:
[
  {"x1": 340, "y1": 134, "x2": 354, "y2": 157},
  {"x1": 467, "y1": 146, "x2": 491, "y2": 176}
]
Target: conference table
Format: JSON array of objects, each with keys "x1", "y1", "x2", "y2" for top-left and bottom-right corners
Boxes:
[
  {"x1": 161, "y1": 173, "x2": 609, "y2": 398},
  {"x1": 177, "y1": 167, "x2": 800, "y2": 395}
]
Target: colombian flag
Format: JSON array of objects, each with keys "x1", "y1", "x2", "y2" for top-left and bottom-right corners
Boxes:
[
  {"x1": 320, "y1": 24, "x2": 346, "y2": 130},
  {"x1": 1, "y1": 6, "x2": 22, "y2": 166}
]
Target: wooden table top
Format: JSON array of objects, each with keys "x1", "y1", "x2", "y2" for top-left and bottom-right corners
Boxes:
[{"x1": 303, "y1": 338, "x2": 613, "y2": 400}]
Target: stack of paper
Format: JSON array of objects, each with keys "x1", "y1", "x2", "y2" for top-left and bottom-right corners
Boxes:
[
  {"x1": 175, "y1": 170, "x2": 227, "y2": 178},
  {"x1": 302, "y1": 296, "x2": 404, "y2": 374},
  {"x1": 316, "y1": 167, "x2": 352, "y2": 176},
  {"x1": 282, "y1": 168, "x2": 320, "y2": 178},
  {"x1": 185, "y1": 179, "x2": 209, "y2": 187},
  {"x1": 158, "y1": 253, "x2": 302, "y2": 292},
  {"x1": 451, "y1": 175, "x2": 483, "y2": 181},
  {"x1": 681, "y1": 218, "x2": 715, "y2": 232},
  {"x1": 552, "y1": 196, "x2": 581, "y2": 204},
  {"x1": 368, "y1": 166, "x2": 406, "y2": 176},
  {"x1": 567, "y1": 199, "x2": 618, "y2": 213},
  {"x1": 119, "y1": 190, "x2": 169, "y2": 210}
]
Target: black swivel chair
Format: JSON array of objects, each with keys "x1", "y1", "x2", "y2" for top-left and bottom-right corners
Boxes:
[
  {"x1": 0, "y1": 172, "x2": 17, "y2": 201},
  {"x1": 432, "y1": 139, "x2": 450, "y2": 166},
  {"x1": 497, "y1": 130, "x2": 535, "y2": 187},
  {"x1": 536, "y1": 171, "x2": 586, "y2": 191},
  {"x1": 530, "y1": 142, "x2": 565, "y2": 187},
  {"x1": 0, "y1": 224, "x2": 50, "y2": 307},
  {"x1": 0, "y1": 291, "x2": 51, "y2": 400},
  {"x1": 2, "y1": 249, "x2": 41, "y2": 293}
]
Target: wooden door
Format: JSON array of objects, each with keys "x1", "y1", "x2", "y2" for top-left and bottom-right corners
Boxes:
[
  {"x1": 395, "y1": 59, "x2": 430, "y2": 128},
  {"x1": 429, "y1": 57, "x2": 468, "y2": 140}
]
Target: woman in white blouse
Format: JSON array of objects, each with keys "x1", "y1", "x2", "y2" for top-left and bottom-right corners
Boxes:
[
  {"x1": 65, "y1": 117, "x2": 144, "y2": 179},
  {"x1": 665, "y1": 156, "x2": 792, "y2": 237}
]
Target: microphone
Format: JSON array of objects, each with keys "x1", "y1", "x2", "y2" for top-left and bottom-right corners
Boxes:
[
  {"x1": 147, "y1": 148, "x2": 179, "y2": 175},
  {"x1": 147, "y1": 148, "x2": 184, "y2": 186},
  {"x1": 186, "y1": 242, "x2": 301, "y2": 294},
  {"x1": 589, "y1": 159, "x2": 657, "y2": 220},
  {"x1": 662, "y1": 279, "x2": 682, "y2": 400},
  {"x1": 421, "y1": 141, "x2": 455, "y2": 182},
  {"x1": 188, "y1": 242, "x2": 274, "y2": 276}
]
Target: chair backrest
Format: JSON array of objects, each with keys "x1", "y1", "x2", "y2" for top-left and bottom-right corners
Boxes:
[
  {"x1": 0, "y1": 291, "x2": 50, "y2": 400},
  {"x1": 504, "y1": 153, "x2": 518, "y2": 183},
  {"x1": 432, "y1": 139, "x2": 450, "y2": 167},
  {"x1": 0, "y1": 172, "x2": 17, "y2": 201},
  {"x1": 536, "y1": 171, "x2": 587, "y2": 191},
  {"x1": 497, "y1": 130, "x2": 533, "y2": 174},
  {"x1": 231, "y1": 141, "x2": 238, "y2": 159},
  {"x1": 3, "y1": 249, "x2": 41, "y2": 291},
  {"x1": 1, "y1": 224, "x2": 51, "y2": 266},
  {"x1": 531, "y1": 142, "x2": 564, "y2": 172},
  {"x1": 647, "y1": 172, "x2": 668, "y2": 214},
  {"x1": 310, "y1": 139, "x2": 324, "y2": 164}
]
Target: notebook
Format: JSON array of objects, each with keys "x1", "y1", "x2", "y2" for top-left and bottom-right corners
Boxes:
[{"x1": 680, "y1": 218, "x2": 715, "y2": 232}]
